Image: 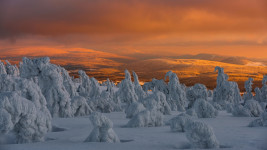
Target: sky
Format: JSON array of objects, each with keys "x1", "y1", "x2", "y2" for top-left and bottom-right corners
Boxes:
[{"x1": 0, "y1": 0, "x2": 267, "y2": 59}]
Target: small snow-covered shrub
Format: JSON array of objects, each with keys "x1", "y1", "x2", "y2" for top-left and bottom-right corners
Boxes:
[
  {"x1": 125, "y1": 102, "x2": 145, "y2": 118},
  {"x1": 186, "y1": 84, "x2": 208, "y2": 108},
  {"x1": 84, "y1": 112, "x2": 120, "y2": 143},
  {"x1": 226, "y1": 103, "x2": 234, "y2": 113},
  {"x1": 71, "y1": 96, "x2": 93, "y2": 117},
  {"x1": 248, "y1": 112, "x2": 267, "y2": 127},
  {"x1": 232, "y1": 105, "x2": 251, "y2": 117},
  {"x1": 244, "y1": 100, "x2": 263, "y2": 117},
  {"x1": 169, "y1": 113, "x2": 192, "y2": 132},
  {"x1": 0, "y1": 92, "x2": 51, "y2": 143},
  {"x1": 194, "y1": 99, "x2": 218, "y2": 118},
  {"x1": 186, "y1": 108, "x2": 197, "y2": 117},
  {"x1": 185, "y1": 121, "x2": 220, "y2": 149},
  {"x1": 125, "y1": 109, "x2": 163, "y2": 127}
]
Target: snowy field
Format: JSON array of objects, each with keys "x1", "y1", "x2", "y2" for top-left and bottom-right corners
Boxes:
[{"x1": 1, "y1": 111, "x2": 266, "y2": 150}]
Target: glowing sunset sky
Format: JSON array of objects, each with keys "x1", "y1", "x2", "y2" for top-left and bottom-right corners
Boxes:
[
  {"x1": 0, "y1": 0, "x2": 266, "y2": 58},
  {"x1": 0, "y1": 0, "x2": 267, "y2": 90}
]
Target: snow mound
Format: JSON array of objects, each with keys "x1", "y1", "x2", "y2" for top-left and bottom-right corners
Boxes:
[
  {"x1": 185, "y1": 121, "x2": 220, "y2": 149},
  {"x1": 194, "y1": 99, "x2": 218, "y2": 118},
  {"x1": 84, "y1": 112, "x2": 120, "y2": 143},
  {"x1": 169, "y1": 113, "x2": 192, "y2": 132},
  {"x1": 125, "y1": 109, "x2": 163, "y2": 127}
]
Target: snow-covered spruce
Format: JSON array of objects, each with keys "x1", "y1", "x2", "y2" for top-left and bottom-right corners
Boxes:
[
  {"x1": 0, "y1": 92, "x2": 51, "y2": 143},
  {"x1": 248, "y1": 112, "x2": 267, "y2": 127},
  {"x1": 0, "y1": 60, "x2": 7, "y2": 75},
  {"x1": 20, "y1": 57, "x2": 73, "y2": 117},
  {"x1": 213, "y1": 66, "x2": 241, "y2": 109},
  {"x1": 125, "y1": 109, "x2": 163, "y2": 127},
  {"x1": 115, "y1": 70, "x2": 138, "y2": 106},
  {"x1": 185, "y1": 121, "x2": 220, "y2": 149},
  {"x1": 193, "y1": 98, "x2": 218, "y2": 118},
  {"x1": 169, "y1": 113, "x2": 192, "y2": 132},
  {"x1": 132, "y1": 71, "x2": 146, "y2": 100},
  {"x1": 254, "y1": 75, "x2": 267, "y2": 103},
  {"x1": 243, "y1": 78, "x2": 254, "y2": 102},
  {"x1": 125, "y1": 102, "x2": 145, "y2": 118},
  {"x1": 140, "y1": 91, "x2": 171, "y2": 115},
  {"x1": 165, "y1": 71, "x2": 186, "y2": 111},
  {"x1": 186, "y1": 83, "x2": 208, "y2": 108},
  {"x1": 71, "y1": 96, "x2": 93, "y2": 117},
  {"x1": 84, "y1": 112, "x2": 120, "y2": 143},
  {"x1": 5, "y1": 60, "x2": 20, "y2": 76}
]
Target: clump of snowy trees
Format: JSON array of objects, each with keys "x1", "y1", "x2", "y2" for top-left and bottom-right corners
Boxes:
[{"x1": 0, "y1": 57, "x2": 266, "y2": 146}]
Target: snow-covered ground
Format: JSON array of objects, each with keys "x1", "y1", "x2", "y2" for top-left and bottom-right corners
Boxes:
[{"x1": 1, "y1": 111, "x2": 266, "y2": 150}]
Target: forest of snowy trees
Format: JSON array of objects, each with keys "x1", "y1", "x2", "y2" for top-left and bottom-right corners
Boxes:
[{"x1": 0, "y1": 57, "x2": 266, "y2": 149}]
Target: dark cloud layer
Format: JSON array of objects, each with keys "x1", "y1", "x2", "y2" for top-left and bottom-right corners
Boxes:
[{"x1": 0, "y1": 0, "x2": 266, "y2": 39}]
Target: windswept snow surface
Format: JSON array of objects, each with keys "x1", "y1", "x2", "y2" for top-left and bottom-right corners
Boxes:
[{"x1": 1, "y1": 111, "x2": 266, "y2": 150}]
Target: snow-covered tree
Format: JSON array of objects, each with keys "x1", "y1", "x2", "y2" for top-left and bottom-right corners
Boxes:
[
  {"x1": 125, "y1": 102, "x2": 145, "y2": 118},
  {"x1": 115, "y1": 70, "x2": 138, "y2": 106},
  {"x1": 125, "y1": 109, "x2": 163, "y2": 127},
  {"x1": 169, "y1": 113, "x2": 192, "y2": 132},
  {"x1": 243, "y1": 78, "x2": 254, "y2": 102},
  {"x1": 0, "y1": 60, "x2": 7, "y2": 75},
  {"x1": 132, "y1": 71, "x2": 146, "y2": 100},
  {"x1": 186, "y1": 84, "x2": 208, "y2": 108},
  {"x1": 19, "y1": 57, "x2": 73, "y2": 117},
  {"x1": 140, "y1": 91, "x2": 171, "y2": 115},
  {"x1": 213, "y1": 67, "x2": 241, "y2": 109},
  {"x1": 254, "y1": 87, "x2": 262, "y2": 102},
  {"x1": 185, "y1": 121, "x2": 220, "y2": 149},
  {"x1": 254, "y1": 75, "x2": 267, "y2": 103},
  {"x1": 5, "y1": 60, "x2": 19, "y2": 76},
  {"x1": 0, "y1": 92, "x2": 51, "y2": 143},
  {"x1": 193, "y1": 98, "x2": 218, "y2": 118},
  {"x1": 84, "y1": 112, "x2": 120, "y2": 143},
  {"x1": 165, "y1": 71, "x2": 186, "y2": 111}
]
